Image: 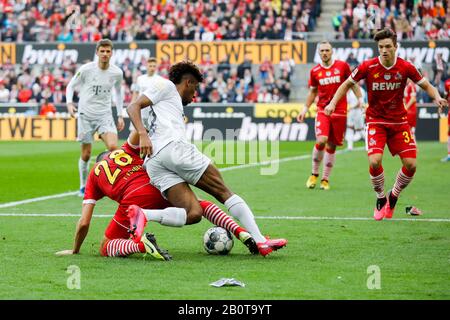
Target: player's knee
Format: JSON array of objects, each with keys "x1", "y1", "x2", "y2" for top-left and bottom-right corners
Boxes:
[
  {"x1": 404, "y1": 161, "x2": 416, "y2": 173},
  {"x1": 316, "y1": 139, "x2": 327, "y2": 148},
  {"x1": 186, "y1": 208, "x2": 203, "y2": 224},
  {"x1": 369, "y1": 159, "x2": 382, "y2": 170},
  {"x1": 81, "y1": 153, "x2": 91, "y2": 162},
  {"x1": 326, "y1": 144, "x2": 336, "y2": 153}
]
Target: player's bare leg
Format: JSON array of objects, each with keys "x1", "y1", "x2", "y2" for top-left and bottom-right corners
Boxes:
[
  {"x1": 368, "y1": 153, "x2": 387, "y2": 220},
  {"x1": 128, "y1": 183, "x2": 199, "y2": 233},
  {"x1": 307, "y1": 136, "x2": 327, "y2": 189},
  {"x1": 385, "y1": 157, "x2": 416, "y2": 219},
  {"x1": 196, "y1": 164, "x2": 287, "y2": 257},
  {"x1": 78, "y1": 143, "x2": 92, "y2": 197},
  {"x1": 100, "y1": 132, "x2": 119, "y2": 151},
  {"x1": 321, "y1": 142, "x2": 337, "y2": 190},
  {"x1": 166, "y1": 182, "x2": 203, "y2": 225}
]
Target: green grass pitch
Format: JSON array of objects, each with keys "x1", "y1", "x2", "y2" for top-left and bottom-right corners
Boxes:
[{"x1": 0, "y1": 140, "x2": 449, "y2": 299}]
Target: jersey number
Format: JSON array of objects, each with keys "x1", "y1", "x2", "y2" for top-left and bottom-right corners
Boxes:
[
  {"x1": 403, "y1": 131, "x2": 411, "y2": 143},
  {"x1": 94, "y1": 150, "x2": 132, "y2": 185}
]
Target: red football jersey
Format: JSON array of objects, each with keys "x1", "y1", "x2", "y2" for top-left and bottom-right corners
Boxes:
[
  {"x1": 83, "y1": 142, "x2": 151, "y2": 204},
  {"x1": 404, "y1": 82, "x2": 417, "y2": 127},
  {"x1": 445, "y1": 78, "x2": 450, "y2": 103},
  {"x1": 309, "y1": 60, "x2": 352, "y2": 115},
  {"x1": 350, "y1": 56, "x2": 424, "y2": 123}
]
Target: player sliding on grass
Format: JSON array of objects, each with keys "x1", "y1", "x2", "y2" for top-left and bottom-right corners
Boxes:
[
  {"x1": 297, "y1": 41, "x2": 363, "y2": 190},
  {"x1": 324, "y1": 28, "x2": 448, "y2": 220},
  {"x1": 55, "y1": 132, "x2": 258, "y2": 260},
  {"x1": 127, "y1": 61, "x2": 287, "y2": 256}
]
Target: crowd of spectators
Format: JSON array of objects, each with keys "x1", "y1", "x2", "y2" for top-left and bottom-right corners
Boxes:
[
  {"x1": 0, "y1": 0, "x2": 317, "y2": 108},
  {"x1": 333, "y1": 0, "x2": 449, "y2": 40},
  {"x1": 0, "y1": 0, "x2": 321, "y2": 42},
  {"x1": 0, "y1": 52, "x2": 295, "y2": 108},
  {"x1": 196, "y1": 54, "x2": 294, "y2": 103}
]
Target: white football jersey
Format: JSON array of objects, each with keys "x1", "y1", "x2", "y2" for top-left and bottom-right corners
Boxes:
[
  {"x1": 132, "y1": 74, "x2": 164, "y2": 94},
  {"x1": 66, "y1": 62, "x2": 123, "y2": 119},
  {"x1": 141, "y1": 77, "x2": 187, "y2": 156},
  {"x1": 131, "y1": 74, "x2": 164, "y2": 120}
]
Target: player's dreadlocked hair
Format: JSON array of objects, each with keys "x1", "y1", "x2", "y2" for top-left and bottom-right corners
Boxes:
[
  {"x1": 95, "y1": 150, "x2": 111, "y2": 163},
  {"x1": 373, "y1": 28, "x2": 397, "y2": 46},
  {"x1": 169, "y1": 60, "x2": 204, "y2": 84}
]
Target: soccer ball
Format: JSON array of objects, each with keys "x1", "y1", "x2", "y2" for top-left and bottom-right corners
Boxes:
[{"x1": 203, "y1": 227, "x2": 234, "y2": 255}]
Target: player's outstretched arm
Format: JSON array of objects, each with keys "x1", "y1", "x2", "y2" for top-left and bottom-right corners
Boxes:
[
  {"x1": 55, "y1": 203, "x2": 95, "y2": 256},
  {"x1": 404, "y1": 92, "x2": 416, "y2": 111},
  {"x1": 297, "y1": 87, "x2": 318, "y2": 122},
  {"x1": 324, "y1": 79, "x2": 354, "y2": 115},
  {"x1": 350, "y1": 83, "x2": 364, "y2": 109},
  {"x1": 127, "y1": 95, "x2": 154, "y2": 157},
  {"x1": 418, "y1": 78, "x2": 448, "y2": 114},
  {"x1": 66, "y1": 70, "x2": 83, "y2": 118},
  {"x1": 113, "y1": 77, "x2": 125, "y2": 132}
]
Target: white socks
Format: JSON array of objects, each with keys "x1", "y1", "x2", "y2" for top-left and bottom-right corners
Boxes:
[
  {"x1": 142, "y1": 207, "x2": 187, "y2": 227},
  {"x1": 224, "y1": 194, "x2": 266, "y2": 243},
  {"x1": 78, "y1": 158, "x2": 90, "y2": 189}
]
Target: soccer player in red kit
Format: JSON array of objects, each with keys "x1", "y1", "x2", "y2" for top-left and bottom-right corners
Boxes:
[
  {"x1": 404, "y1": 79, "x2": 417, "y2": 138},
  {"x1": 443, "y1": 77, "x2": 450, "y2": 162},
  {"x1": 324, "y1": 28, "x2": 448, "y2": 220},
  {"x1": 56, "y1": 133, "x2": 259, "y2": 259},
  {"x1": 298, "y1": 41, "x2": 363, "y2": 190}
]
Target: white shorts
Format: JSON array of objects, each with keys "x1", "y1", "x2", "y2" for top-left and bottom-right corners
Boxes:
[
  {"x1": 77, "y1": 114, "x2": 117, "y2": 144},
  {"x1": 347, "y1": 108, "x2": 365, "y2": 130},
  {"x1": 144, "y1": 140, "x2": 211, "y2": 197}
]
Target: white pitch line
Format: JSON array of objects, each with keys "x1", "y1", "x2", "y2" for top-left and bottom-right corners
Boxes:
[
  {"x1": 220, "y1": 147, "x2": 363, "y2": 172},
  {"x1": 257, "y1": 216, "x2": 450, "y2": 223},
  {"x1": 0, "y1": 147, "x2": 364, "y2": 209},
  {"x1": 0, "y1": 213, "x2": 448, "y2": 223},
  {"x1": 0, "y1": 191, "x2": 78, "y2": 209}
]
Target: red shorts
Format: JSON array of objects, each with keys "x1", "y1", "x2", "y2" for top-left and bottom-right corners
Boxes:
[
  {"x1": 104, "y1": 185, "x2": 171, "y2": 240},
  {"x1": 366, "y1": 122, "x2": 417, "y2": 158},
  {"x1": 315, "y1": 112, "x2": 347, "y2": 146}
]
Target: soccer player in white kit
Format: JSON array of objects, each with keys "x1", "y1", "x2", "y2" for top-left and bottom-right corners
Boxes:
[
  {"x1": 345, "y1": 86, "x2": 366, "y2": 151},
  {"x1": 129, "y1": 57, "x2": 163, "y2": 132},
  {"x1": 127, "y1": 61, "x2": 287, "y2": 257},
  {"x1": 66, "y1": 39, "x2": 125, "y2": 197}
]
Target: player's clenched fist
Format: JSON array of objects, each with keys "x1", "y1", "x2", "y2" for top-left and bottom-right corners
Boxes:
[
  {"x1": 67, "y1": 103, "x2": 77, "y2": 118},
  {"x1": 139, "y1": 133, "x2": 153, "y2": 158},
  {"x1": 324, "y1": 103, "x2": 335, "y2": 116}
]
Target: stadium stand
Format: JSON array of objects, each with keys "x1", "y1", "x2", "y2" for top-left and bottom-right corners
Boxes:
[
  {"x1": 333, "y1": 0, "x2": 449, "y2": 40},
  {"x1": 0, "y1": 0, "x2": 321, "y2": 42},
  {"x1": 0, "y1": 1, "x2": 318, "y2": 104}
]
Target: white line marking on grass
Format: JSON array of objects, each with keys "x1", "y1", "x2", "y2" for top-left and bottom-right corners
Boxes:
[
  {"x1": 0, "y1": 147, "x2": 364, "y2": 208},
  {"x1": 0, "y1": 213, "x2": 112, "y2": 217},
  {"x1": 0, "y1": 213, "x2": 448, "y2": 223},
  {"x1": 0, "y1": 191, "x2": 78, "y2": 209},
  {"x1": 256, "y1": 216, "x2": 450, "y2": 223},
  {"x1": 220, "y1": 147, "x2": 364, "y2": 172}
]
